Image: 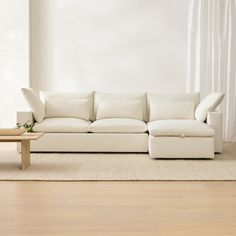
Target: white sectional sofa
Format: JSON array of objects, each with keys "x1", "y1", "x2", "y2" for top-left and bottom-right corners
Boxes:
[{"x1": 18, "y1": 89, "x2": 224, "y2": 158}]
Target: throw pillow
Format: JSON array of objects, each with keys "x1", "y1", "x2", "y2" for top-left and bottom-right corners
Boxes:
[
  {"x1": 21, "y1": 88, "x2": 45, "y2": 122},
  {"x1": 195, "y1": 92, "x2": 225, "y2": 122}
]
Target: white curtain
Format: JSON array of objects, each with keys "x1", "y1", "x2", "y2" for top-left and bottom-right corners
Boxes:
[{"x1": 187, "y1": 0, "x2": 236, "y2": 142}]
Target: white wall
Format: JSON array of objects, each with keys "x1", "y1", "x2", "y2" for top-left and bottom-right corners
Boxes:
[
  {"x1": 31, "y1": 0, "x2": 189, "y2": 93},
  {"x1": 0, "y1": 0, "x2": 29, "y2": 127}
]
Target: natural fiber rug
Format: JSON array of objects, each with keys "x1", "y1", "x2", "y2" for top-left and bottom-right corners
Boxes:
[{"x1": 0, "y1": 143, "x2": 236, "y2": 181}]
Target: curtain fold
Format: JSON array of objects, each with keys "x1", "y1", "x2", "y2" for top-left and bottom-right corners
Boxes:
[{"x1": 187, "y1": 0, "x2": 236, "y2": 141}]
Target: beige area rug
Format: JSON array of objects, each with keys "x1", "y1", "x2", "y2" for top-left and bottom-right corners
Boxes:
[{"x1": 0, "y1": 143, "x2": 236, "y2": 181}]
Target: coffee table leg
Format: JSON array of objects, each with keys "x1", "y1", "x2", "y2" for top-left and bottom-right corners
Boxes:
[{"x1": 21, "y1": 140, "x2": 30, "y2": 170}]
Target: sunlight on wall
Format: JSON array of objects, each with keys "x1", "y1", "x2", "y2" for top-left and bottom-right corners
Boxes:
[
  {"x1": 0, "y1": 0, "x2": 29, "y2": 127},
  {"x1": 0, "y1": 0, "x2": 189, "y2": 128},
  {"x1": 30, "y1": 0, "x2": 188, "y2": 93}
]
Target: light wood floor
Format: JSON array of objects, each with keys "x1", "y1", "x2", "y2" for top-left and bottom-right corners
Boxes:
[{"x1": 0, "y1": 144, "x2": 236, "y2": 236}]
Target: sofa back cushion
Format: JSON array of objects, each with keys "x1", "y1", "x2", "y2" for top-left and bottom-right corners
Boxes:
[
  {"x1": 40, "y1": 92, "x2": 93, "y2": 120},
  {"x1": 96, "y1": 100, "x2": 143, "y2": 120},
  {"x1": 149, "y1": 101, "x2": 195, "y2": 121},
  {"x1": 94, "y1": 92, "x2": 147, "y2": 121},
  {"x1": 147, "y1": 93, "x2": 200, "y2": 121}
]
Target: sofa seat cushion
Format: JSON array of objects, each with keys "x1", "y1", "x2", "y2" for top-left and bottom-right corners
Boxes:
[
  {"x1": 33, "y1": 118, "x2": 91, "y2": 133},
  {"x1": 148, "y1": 119, "x2": 215, "y2": 137},
  {"x1": 89, "y1": 118, "x2": 148, "y2": 133}
]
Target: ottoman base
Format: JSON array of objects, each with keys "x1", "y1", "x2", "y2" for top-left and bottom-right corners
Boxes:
[{"x1": 148, "y1": 135, "x2": 214, "y2": 159}]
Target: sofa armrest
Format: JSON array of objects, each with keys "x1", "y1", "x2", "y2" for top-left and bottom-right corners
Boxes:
[
  {"x1": 16, "y1": 111, "x2": 34, "y2": 152},
  {"x1": 207, "y1": 111, "x2": 223, "y2": 153},
  {"x1": 16, "y1": 111, "x2": 34, "y2": 126}
]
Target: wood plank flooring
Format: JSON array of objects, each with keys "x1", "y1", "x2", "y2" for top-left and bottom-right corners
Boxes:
[
  {"x1": 0, "y1": 181, "x2": 236, "y2": 236},
  {"x1": 0, "y1": 143, "x2": 235, "y2": 235}
]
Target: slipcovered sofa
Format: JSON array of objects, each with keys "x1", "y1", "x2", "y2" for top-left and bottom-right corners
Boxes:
[{"x1": 17, "y1": 89, "x2": 224, "y2": 158}]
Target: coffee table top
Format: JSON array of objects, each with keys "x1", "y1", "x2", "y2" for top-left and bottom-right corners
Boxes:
[{"x1": 0, "y1": 132, "x2": 44, "y2": 141}]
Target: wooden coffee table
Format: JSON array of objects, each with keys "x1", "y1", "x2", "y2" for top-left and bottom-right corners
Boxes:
[{"x1": 0, "y1": 133, "x2": 44, "y2": 170}]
